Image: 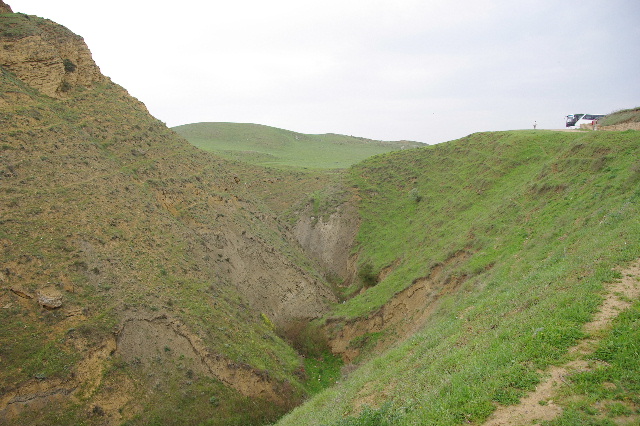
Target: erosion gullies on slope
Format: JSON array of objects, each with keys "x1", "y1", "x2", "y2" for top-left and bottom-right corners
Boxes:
[
  {"x1": 325, "y1": 250, "x2": 473, "y2": 363},
  {"x1": 277, "y1": 130, "x2": 640, "y2": 426},
  {"x1": 294, "y1": 201, "x2": 360, "y2": 284},
  {"x1": 0, "y1": 335, "x2": 122, "y2": 423},
  {"x1": 0, "y1": 7, "x2": 335, "y2": 424},
  {"x1": 115, "y1": 314, "x2": 288, "y2": 403}
]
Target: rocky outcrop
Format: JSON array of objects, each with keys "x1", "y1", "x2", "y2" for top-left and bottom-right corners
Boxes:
[
  {"x1": 35, "y1": 287, "x2": 63, "y2": 309},
  {"x1": 0, "y1": 10, "x2": 104, "y2": 97},
  {"x1": 0, "y1": 1, "x2": 13, "y2": 13}
]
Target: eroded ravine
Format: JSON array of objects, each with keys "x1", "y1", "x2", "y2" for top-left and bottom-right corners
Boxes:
[{"x1": 324, "y1": 250, "x2": 473, "y2": 363}]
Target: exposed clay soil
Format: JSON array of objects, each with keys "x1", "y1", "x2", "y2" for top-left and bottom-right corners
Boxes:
[
  {"x1": 115, "y1": 313, "x2": 288, "y2": 403},
  {"x1": 482, "y1": 260, "x2": 640, "y2": 426},
  {"x1": 326, "y1": 250, "x2": 472, "y2": 363},
  {"x1": 294, "y1": 202, "x2": 360, "y2": 283}
]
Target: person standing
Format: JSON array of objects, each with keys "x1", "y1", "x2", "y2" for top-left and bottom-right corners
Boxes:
[{"x1": 533, "y1": 121, "x2": 537, "y2": 129}]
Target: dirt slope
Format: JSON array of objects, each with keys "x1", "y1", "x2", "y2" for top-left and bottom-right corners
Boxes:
[{"x1": 0, "y1": 6, "x2": 334, "y2": 425}]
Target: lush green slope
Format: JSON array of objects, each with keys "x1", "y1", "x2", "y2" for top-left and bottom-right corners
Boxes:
[
  {"x1": 277, "y1": 130, "x2": 640, "y2": 425},
  {"x1": 172, "y1": 122, "x2": 422, "y2": 169}
]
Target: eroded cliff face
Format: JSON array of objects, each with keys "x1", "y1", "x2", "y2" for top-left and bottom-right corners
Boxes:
[
  {"x1": 1, "y1": 1, "x2": 13, "y2": 13},
  {"x1": 294, "y1": 202, "x2": 360, "y2": 283},
  {"x1": 0, "y1": 9, "x2": 104, "y2": 97}
]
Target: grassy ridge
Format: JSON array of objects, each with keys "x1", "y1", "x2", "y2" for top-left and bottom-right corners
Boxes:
[
  {"x1": 277, "y1": 130, "x2": 640, "y2": 425},
  {"x1": 172, "y1": 122, "x2": 422, "y2": 169},
  {"x1": 600, "y1": 107, "x2": 640, "y2": 126}
]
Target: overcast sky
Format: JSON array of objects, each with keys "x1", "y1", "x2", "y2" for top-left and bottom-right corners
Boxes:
[{"x1": 10, "y1": 0, "x2": 640, "y2": 144}]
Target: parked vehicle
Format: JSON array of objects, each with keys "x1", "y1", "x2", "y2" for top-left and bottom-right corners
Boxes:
[
  {"x1": 574, "y1": 114, "x2": 605, "y2": 128},
  {"x1": 565, "y1": 114, "x2": 584, "y2": 127}
]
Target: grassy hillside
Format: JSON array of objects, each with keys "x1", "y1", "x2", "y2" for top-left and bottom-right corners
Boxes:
[
  {"x1": 0, "y1": 11, "x2": 335, "y2": 426},
  {"x1": 277, "y1": 130, "x2": 640, "y2": 425},
  {"x1": 600, "y1": 107, "x2": 640, "y2": 126},
  {"x1": 3, "y1": 6, "x2": 640, "y2": 426},
  {"x1": 172, "y1": 122, "x2": 422, "y2": 169}
]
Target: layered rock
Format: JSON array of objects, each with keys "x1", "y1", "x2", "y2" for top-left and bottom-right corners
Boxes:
[
  {"x1": 0, "y1": 7, "x2": 104, "y2": 97},
  {"x1": 0, "y1": 1, "x2": 12, "y2": 14}
]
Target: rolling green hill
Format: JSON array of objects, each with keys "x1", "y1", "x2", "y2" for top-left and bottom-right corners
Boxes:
[{"x1": 172, "y1": 122, "x2": 423, "y2": 169}]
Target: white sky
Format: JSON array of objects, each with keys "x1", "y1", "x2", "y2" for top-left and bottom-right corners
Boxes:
[{"x1": 9, "y1": 0, "x2": 640, "y2": 144}]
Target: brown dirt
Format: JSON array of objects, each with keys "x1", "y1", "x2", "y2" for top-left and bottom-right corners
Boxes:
[
  {"x1": 0, "y1": 12, "x2": 334, "y2": 423},
  {"x1": 482, "y1": 260, "x2": 640, "y2": 426},
  {"x1": 598, "y1": 123, "x2": 640, "y2": 131},
  {"x1": 294, "y1": 200, "x2": 360, "y2": 283},
  {"x1": 326, "y1": 250, "x2": 472, "y2": 363},
  {"x1": 115, "y1": 313, "x2": 288, "y2": 404}
]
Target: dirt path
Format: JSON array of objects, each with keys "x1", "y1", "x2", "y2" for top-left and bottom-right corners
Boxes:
[{"x1": 482, "y1": 260, "x2": 640, "y2": 426}]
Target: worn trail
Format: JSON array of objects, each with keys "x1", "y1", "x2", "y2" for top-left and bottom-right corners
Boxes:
[{"x1": 482, "y1": 260, "x2": 640, "y2": 426}]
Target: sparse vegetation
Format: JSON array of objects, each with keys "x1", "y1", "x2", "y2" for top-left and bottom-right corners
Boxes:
[
  {"x1": 357, "y1": 262, "x2": 378, "y2": 288},
  {"x1": 63, "y1": 58, "x2": 76, "y2": 73}
]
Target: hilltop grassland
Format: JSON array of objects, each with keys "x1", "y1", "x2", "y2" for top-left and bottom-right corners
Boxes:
[
  {"x1": 172, "y1": 122, "x2": 422, "y2": 169},
  {"x1": 600, "y1": 107, "x2": 640, "y2": 127},
  {"x1": 277, "y1": 129, "x2": 640, "y2": 425}
]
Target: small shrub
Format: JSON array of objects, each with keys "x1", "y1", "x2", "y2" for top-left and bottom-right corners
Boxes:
[
  {"x1": 63, "y1": 59, "x2": 76, "y2": 73},
  {"x1": 209, "y1": 395, "x2": 219, "y2": 406},
  {"x1": 358, "y1": 263, "x2": 378, "y2": 287},
  {"x1": 59, "y1": 81, "x2": 72, "y2": 92},
  {"x1": 277, "y1": 319, "x2": 330, "y2": 358},
  {"x1": 409, "y1": 187, "x2": 423, "y2": 203},
  {"x1": 261, "y1": 313, "x2": 276, "y2": 331}
]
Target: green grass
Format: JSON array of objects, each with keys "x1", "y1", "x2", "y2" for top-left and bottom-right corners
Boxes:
[
  {"x1": 277, "y1": 129, "x2": 640, "y2": 426},
  {"x1": 544, "y1": 300, "x2": 640, "y2": 425},
  {"x1": 172, "y1": 122, "x2": 422, "y2": 169},
  {"x1": 303, "y1": 352, "x2": 344, "y2": 396},
  {"x1": 599, "y1": 106, "x2": 640, "y2": 126}
]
